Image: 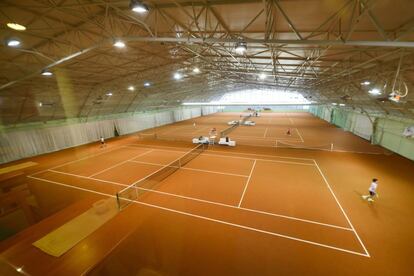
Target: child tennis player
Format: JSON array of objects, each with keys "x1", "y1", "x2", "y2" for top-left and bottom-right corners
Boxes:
[
  {"x1": 362, "y1": 178, "x2": 378, "y2": 202},
  {"x1": 100, "y1": 136, "x2": 106, "y2": 148}
]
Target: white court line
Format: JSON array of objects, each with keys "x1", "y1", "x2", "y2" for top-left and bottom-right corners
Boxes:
[
  {"x1": 205, "y1": 148, "x2": 315, "y2": 161},
  {"x1": 126, "y1": 144, "x2": 315, "y2": 164},
  {"x1": 44, "y1": 169, "x2": 352, "y2": 231},
  {"x1": 201, "y1": 152, "x2": 315, "y2": 166},
  {"x1": 295, "y1": 128, "x2": 305, "y2": 142},
  {"x1": 128, "y1": 160, "x2": 249, "y2": 178},
  {"x1": 88, "y1": 150, "x2": 154, "y2": 178},
  {"x1": 201, "y1": 153, "x2": 314, "y2": 166},
  {"x1": 48, "y1": 169, "x2": 129, "y2": 187},
  {"x1": 28, "y1": 144, "x2": 125, "y2": 177},
  {"x1": 233, "y1": 135, "x2": 302, "y2": 141},
  {"x1": 118, "y1": 144, "x2": 203, "y2": 194},
  {"x1": 263, "y1": 128, "x2": 268, "y2": 138},
  {"x1": 124, "y1": 144, "x2": 187, "y2": 153},
  {"x1": 238, "y1": 160, "x2": 257, "y2": 207},
  {"x1": 27, "y1": 175, "x2": 367, "y2": 257},
  {"x1": 313, "y1": 160, "x2": 371, "y2": 257}
]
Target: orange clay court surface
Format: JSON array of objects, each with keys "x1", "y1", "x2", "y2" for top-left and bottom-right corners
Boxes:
[{"x1": 0, "y1": 112, "x2": 413, "y2": 276}]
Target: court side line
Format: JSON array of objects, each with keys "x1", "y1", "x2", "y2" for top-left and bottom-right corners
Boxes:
[
  {"x1": 110, "y1": 180, "x2": 373, "y2": 256},
  {"x1": 124, "y1": 145, "x2": 186, "y2": 153},
  {"x1": 232, "y1": 135, "x2": 302, "y2": 141},
  {"x1": 44, "y1": 169, "x2": 352, "y2": 231},
  {"x1": 28, "y1": 176, "x2": 365, "y2": 257},
  {"x1": 118, "y1": 144, "x2": 204, "y2": 194},
  {"x1": 204, "y1": 148, "x2": 315, "y2": 161},
  {"x1": 88, "y1": 150, "x2": 154, "y2": 177},
  {"x1": 295, "y1": 128, "x2": 304, "y2": 142},
  {"x1": 127, "y1": 144, "x2": 315, "y2": 164},
  {"x1": 263, "y1": 128, "x2": 268, "y2": 138},
  {"x1": 238, "y1": 160, "x2": 257, "y2": 207},
  {"x1": 28, "y1": 143, "x2": 126, "y2": 177},
  {"x1": 313, "y1": 160, "x2": 371, "y2": 258},
  {"x1": 202, "y1": 153, "x2": 314, "y2": 166},
  {"x1": 128, "y1": 160, "x2": 249, "y2": 178}
]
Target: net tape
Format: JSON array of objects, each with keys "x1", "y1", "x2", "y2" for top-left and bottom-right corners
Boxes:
[{"x1": 116, "y1": 144, "x2": 205, "y2": 210}]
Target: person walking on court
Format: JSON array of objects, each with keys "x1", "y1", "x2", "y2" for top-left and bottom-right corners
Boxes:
[
  {"x1": 362, "y1": 178, "x2": 379, "y2": 202},
  {"x1": 286, "y1": 128, "x2": 291, "y2": 136},
  {"x1": 100, "y1": 136, "x2": 106, "y2": 148}
]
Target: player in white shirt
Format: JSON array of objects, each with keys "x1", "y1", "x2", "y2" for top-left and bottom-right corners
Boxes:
[
  {"x1": 100, "y1": 136, "x2": 106, "y2": 148},
  {"x1": 362, "y1": 178, "x2": 378, "y2": 202}
]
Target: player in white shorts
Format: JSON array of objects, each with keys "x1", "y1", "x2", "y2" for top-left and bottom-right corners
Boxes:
[{"x1": 362, "y1": 178, "x2": 378, "y2": 202}]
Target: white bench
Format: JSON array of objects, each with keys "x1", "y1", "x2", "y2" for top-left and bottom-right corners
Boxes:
[
  {"x1": 192, "y1": 137, "x2": 209, "y2": 144},
  {"x1": 218, "y1": 138, "x2": 236, "y2": 146},
  {"x1": 242, "y1": 121, "x2": 256, "y2": 126}
]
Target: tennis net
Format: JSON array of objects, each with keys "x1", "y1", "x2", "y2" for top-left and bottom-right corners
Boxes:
[
  {"x1": 116, "y1": 144, "x2": 206, "y2": 210},
  {"x1": 220, "y1": 123, "x2": 239, "y2": 138},
  {"x1": 240, "y1": 114, "x2": 252, "y2": 124}
]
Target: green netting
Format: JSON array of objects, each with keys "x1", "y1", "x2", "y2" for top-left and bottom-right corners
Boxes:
[
  {"x1": 373, "y1": 117, "x2": 414, "y2": 160},
  {"x1": 312, "y1": 105, "x2": 414, "y2": 161}
]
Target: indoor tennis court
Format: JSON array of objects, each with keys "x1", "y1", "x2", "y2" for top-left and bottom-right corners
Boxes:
[{"x1": 1, "y1": 1, "x2": 414, "y2": 276}]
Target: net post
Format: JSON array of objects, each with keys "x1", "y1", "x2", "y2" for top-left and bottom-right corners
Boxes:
[{"x1": 330, "y1": 143, "x2": 334, "y2": 151}]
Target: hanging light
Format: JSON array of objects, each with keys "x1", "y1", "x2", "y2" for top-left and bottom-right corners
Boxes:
[
  {"x1": 106, "y1": 92, "x2": 113, "y2": 96},
  {"x1": 193, "y1": 67, "x2": 200, "y2": 73},
  {"x1": 6, "y1": 38, "x2": 21, "y2": 47},
  {"x1": 130, "y1": 0, "x2": 149, "y2": 13},
  {"x1": 41, "y1": 70, "x2": 53, "y2": 76},
  {"x1": 7, "y1": 23, "x2": 26, "y2": 31},
  {"x1": 235, "y1": 42, "x2": 247, "y2": 54},
  {"x1": 144, "y1": 82, "x2": 151, "y2": 87},
  {"x1": 174, "y1": 72, "x2": 182, "y2": 80},
  {"x1": 128, "y1": 86, "x2": 135, "y2": 91},
  {"x1": 361, "y1": 81, "x2": 371, "y2": 86},
  {"x1": 258, "y1": 73, "x2": 266, "y2": 80},
  {"x1": 368, "y1": 88, "x2": 381, "y2": 95},
  {"x1": 113, "y1": 40, "x2": 125, "y2": 48}
]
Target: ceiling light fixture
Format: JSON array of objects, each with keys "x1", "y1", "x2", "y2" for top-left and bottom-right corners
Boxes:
[
  {"x1": 332, "y1": 103, "x2": 337, "y2": 106},
  {"x1": 235, "y1": 42, "x2": 247, "y2": 54},
  {"x1": 6, "y1": 39, "x2": 21, "y2": 47},
  {"x1": 130, "y1": 0, "x2": 149, "y2": 13},
  {"x1": 41, "y1": 70, "x2": 53, "y2": 76},
  {"x1": 339, "y1": 103, "x2": 346, "y2": 106},
  {"x1": 39, "y1": 102, "x2": 43, "y2": 107},
  {"x1": 106, "y1": 92, "x2": 113, "y2": 96},
  {"x1": 113, "y1": 40, "x2": 125, "y2": 48},
  {"x1": 368, "y1": 88, "x2": 381, "y2": 95},
  {"x1": 258, "y1": 73, "x2": 266, "y2": 80},
  {"x1": 7, "y1": 23, "x2": 26, "y2": 31},
  {"x1": 361, "y1": 81, "x2": 371, "y2": 86},
  {"x1": 193, "y1": 67, "x2": 200, "y2": 73},
  {"x1": 144, "y1": 82, "x2": 151, "y2": 87},
  {"x1": 173, "y1": 72, "x2": 182, "y2": 80},
  {"x1": 128, "y1": 86, "x2": 135, "y2": 91}
]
